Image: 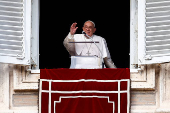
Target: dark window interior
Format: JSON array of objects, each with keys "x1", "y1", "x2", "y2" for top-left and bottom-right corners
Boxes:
[{"x1": 39, "y1": 1, "x2": 130, "y2": 69}]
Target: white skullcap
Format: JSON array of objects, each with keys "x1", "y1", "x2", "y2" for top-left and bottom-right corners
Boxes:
[{"x1": 84, "y1": 20, "x2": 95, "y2": 27}]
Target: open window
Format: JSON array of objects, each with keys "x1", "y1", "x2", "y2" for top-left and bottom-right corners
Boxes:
[
  {"x1": 131, "y1": 0, "x2": 170, "y2": 69},
  {"x1": 0, "y1": 0, "x2": 39, "y2": 70}
]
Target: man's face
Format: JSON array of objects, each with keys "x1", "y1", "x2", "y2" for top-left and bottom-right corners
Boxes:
[{"x1": 83, "y1": 21, "x2": 96, "y2": 37}]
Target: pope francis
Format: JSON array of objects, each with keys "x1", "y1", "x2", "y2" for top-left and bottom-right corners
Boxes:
[{"x1": 64, "y1": 20, "x2": 116, "y2": 69}]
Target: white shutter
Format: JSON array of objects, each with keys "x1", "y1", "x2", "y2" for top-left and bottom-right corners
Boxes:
[
  {"x1": 0, "y1": 0, "x2": 31, "y2": 65},
  {"x1": 138, "y1": 0, "x2": 170, "y2": 65}
]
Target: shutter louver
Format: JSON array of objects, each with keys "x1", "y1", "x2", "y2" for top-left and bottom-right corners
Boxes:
[
  {"x1": 146, "y1": 0, "x2": 170, "y2": 57},
  {"x1": 0, "y1": 0, "x2": 24, "y2": 57},
  {"x1": 0, "y1": 0, "x2": 31, "y2": 65}
]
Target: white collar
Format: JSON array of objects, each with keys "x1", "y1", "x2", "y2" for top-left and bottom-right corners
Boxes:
[{"x1": 84, "y1": 34, "x2": 94, "y2": 39}]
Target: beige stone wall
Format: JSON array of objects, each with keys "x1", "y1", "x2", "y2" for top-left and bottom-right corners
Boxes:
[
  {"x1": 13, "y1": 92, "x2": 38, "y2": 107},
  {"x1": 0, "y1": 64, "x2": 39, "y2": 113},
  {"x1": 131, "y1": 91, "x2": 156, "y2": 106},
  {"x1": 131, "y1": 63, "x2": 170, "y2": 113},
  {"x1": 1, "y1": 63, "x2": 170, "y2": 113}
]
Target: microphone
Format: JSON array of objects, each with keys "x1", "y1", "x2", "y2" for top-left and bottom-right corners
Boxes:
[
  {"x1": 82, "y1": 31, "x2": 86, "y2": 35},
  {"x1": 82, "y1": 31, "x2": 93, "y2": 39},
  {"x1": 82, "y1": 31, "x2": 104, "y2": 68}
]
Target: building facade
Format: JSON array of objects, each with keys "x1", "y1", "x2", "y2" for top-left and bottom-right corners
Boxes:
[
  {"x1": 130, "y1": 0, "x2": 170, "y2": 112},
  {"x1": 0, "y1": 0, "x2": 170, "y2": 112}
]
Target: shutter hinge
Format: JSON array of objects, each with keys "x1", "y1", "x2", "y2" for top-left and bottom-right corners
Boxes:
[
  {"x1": 17, "y1": 55, "x2": 25, "y2": 60},
  {"x1": 131, "y1": 64, "x2": 138, "y2": 68},
  {"x1": 144, "y1": 55, "x2": 152, "y2": 60}
]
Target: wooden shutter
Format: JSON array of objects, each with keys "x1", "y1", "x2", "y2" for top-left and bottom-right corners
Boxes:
[
  {"x1": 138, "y1": 0, "x2": 170, "y2": 64},
  {"x1": 0, "y1": 0, "x2": 31, "y2": 65}
]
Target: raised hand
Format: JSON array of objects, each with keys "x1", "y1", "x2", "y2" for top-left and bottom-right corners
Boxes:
[{"x1": 70, "y1": 22, "x2": 78, "y2": 35}]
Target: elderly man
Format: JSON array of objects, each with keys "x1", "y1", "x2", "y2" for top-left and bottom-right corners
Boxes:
[{"x1": 64, "y1": 20, "x2": 116, "y2": 68}]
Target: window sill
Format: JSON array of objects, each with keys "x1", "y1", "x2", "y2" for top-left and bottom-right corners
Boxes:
[
  {"x1": 31, "y1": 69, "x2": 139, "y2": 73},
  {"x1": 31, "y1": 69, "x2": 40, "y2": 74},
  {"x1": 130, "y1": 68, "x2": 142, "y2": 73},
  {"x1": 130, "y1": 69, "x2": 138, "y2": 73}
]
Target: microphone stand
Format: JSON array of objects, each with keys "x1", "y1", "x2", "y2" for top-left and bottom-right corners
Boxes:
[{"x1": 82, "y1": 31, "x2": 104, "y2": 69}]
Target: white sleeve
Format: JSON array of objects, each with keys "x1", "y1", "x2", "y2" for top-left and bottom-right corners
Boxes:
[
  {"x1": 102, "y1": 38, "x2": 116, "y2": 68},
  {"x1": 102, "y1": 38, "x2": 110, "y2": 58},
  {"x1": 63, "y1": 32, "x2": 76, "y2": 56},
  {"x1": 67, "y1": 32, "x2": 74, "y2": 39}
]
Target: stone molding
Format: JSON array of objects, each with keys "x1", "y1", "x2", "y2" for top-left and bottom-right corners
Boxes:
[
  {"x1": 13, "y1": 65, "x2": 40, "y2": 91},
  {"x1": 131, "y1": 64, "x2": 155, "y2": 90}
]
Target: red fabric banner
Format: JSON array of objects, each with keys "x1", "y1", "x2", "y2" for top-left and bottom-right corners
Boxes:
[{"x1": 40, "y1": 69, "x2": 130, "y2": 113}]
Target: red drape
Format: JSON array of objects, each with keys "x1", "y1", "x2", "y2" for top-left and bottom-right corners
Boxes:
[{"x1": 40, "y1": 68, "x2": 130, "y2": 113}]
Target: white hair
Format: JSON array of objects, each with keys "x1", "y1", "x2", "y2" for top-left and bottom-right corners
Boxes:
[{"x1": 84, "y1": 20, "x2": 95, "y2": 27}]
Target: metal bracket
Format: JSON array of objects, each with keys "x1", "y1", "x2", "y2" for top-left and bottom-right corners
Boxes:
[
  {"x1": 131, "y1": 64, "x2": 138, "y2": 68},
  {"x1": 31, "y1": 57, "x2": 37, "y2": 69},
  {"x1": 145, "y1": 55, "x2": 152, "y2": 60},
  {"x1": 17, "y1": 55, "x2": 25, "y2": 60}
]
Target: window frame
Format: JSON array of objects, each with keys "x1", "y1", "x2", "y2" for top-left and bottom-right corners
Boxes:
[
  {"x1": 31, "y1": 0, "x2": 40, "y2": 70},
  {"x1": 130, "y1": 0, "x2": 138, "y2": 70}
]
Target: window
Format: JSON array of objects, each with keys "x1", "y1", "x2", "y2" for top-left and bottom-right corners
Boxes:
[
  {"x1": 0, "y1": 0, "x2": 39, "y2": 69},
  {"x1": 131, "y1": 0, "x2": 170, "y2": 68},
  {"x1": 39, "y1": 1, "x2": 130, "y2": 69}
]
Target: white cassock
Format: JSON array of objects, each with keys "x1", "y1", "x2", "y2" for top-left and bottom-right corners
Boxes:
[{"x1": 64, "y1": 32, "x2": 115, "y2": 69}]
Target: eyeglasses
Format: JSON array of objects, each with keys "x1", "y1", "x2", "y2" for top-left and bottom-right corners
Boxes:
[{"x1": 83, "y1": 26, "x2": 94, "y2": 30}]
